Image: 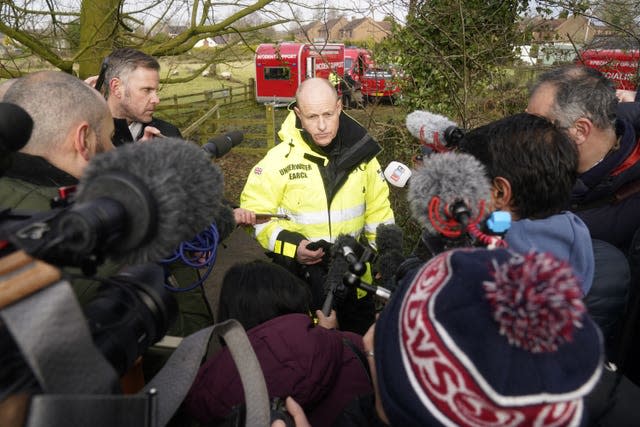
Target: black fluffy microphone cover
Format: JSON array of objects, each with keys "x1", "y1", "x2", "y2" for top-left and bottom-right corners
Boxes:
[
  {"x1": 323, "y1": 235, "x2": 359, "y2": 296},
  {"x1": 375, "y1": 224, "x2": 405, "y2": 292},
  {"x1": 375, "y1": 223, "x2": 403, "y2": 254},
  {"x1": 76, "y1": 138, "x2": 231, "y2": 264}
]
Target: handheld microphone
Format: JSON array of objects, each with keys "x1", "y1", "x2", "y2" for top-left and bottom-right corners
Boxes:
[
  {"x1": 94, "y1": 58, "x2": 109, "y2": 95},
  {"x1": 383, "y1": 161, "x2": 412, "y2": 188},
  {"x1": 47, "y1": 138, "x2": 231, "y2": 265},
  {"x1": 202, "y1": 130, "x2": 244, "y2": 159},
  {"x1": 356, "y1": 282, "x2": 391, "y2": 301},
  {"x1": 408, "y1": 152, "x2": 491, "y2": 238},
  {"x1": 406, "y1": 110, "x2": 465, "y2": 152},
  {"x1": 0, "y1": 102, "x2": 33, "y2": 153}
]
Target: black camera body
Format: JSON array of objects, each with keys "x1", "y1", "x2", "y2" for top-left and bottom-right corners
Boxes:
[
  {"x1": 270, "y1": 397, "x2": 295, "y2": 427},
  {"x1": 0, "y1": 200, "x2": 179, "y2": 398},
  {"x1": 221, "y1": 396, "x2": 294, "y2": 427}
]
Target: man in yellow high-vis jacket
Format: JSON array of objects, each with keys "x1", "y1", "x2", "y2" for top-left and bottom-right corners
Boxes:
[{"x1": 241, "y1": 78, "x2": 394, "y2": 334}]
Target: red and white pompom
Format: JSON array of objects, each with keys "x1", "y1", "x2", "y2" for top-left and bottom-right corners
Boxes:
[{"x1": 483, "y1": 251, "x2": 586, "y2": 353}]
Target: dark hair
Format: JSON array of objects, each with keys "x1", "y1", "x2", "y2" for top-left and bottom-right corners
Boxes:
[
  {"x1": 103, "y1": 48, "x2": 160, "y2": 95},
  {"x1": 530, "y1": 65, "x2": 617, "y2": 130},
  {"x1": 460, "y1": 113, "x2": 578, "y2": 219},
  {"x1": 217, "y1": 260, "x2": 312, "y2": 330}
]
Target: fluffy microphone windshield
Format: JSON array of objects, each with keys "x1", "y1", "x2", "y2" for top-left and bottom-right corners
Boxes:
[
  {"x1": 324, "y1": 235, "x2": 359, "y2": 295},
  {"x1": 375, "y1": 224, "x2": 405, "y2": 293},
  {"x1": 408, "y1": 152, "x2": 491, "y2": 235},
  {"x1": 375, "y1": 223, "x2": 403, "y2": 254},
  {"x1": 76, "y1": 138, "x2": 228, "y2": 264},
  {"x1": 406, "y1": 110, "x2": 457, "y2": 146}
]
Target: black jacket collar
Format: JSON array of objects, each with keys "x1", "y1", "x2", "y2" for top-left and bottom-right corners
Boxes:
[
  {"x1": 4, "y1": 152, "x2": 78, "y2": 187},
  {"x1": 296, "y1": 111, "x2": 381, "y2": 169},
  {"x1": 295, "y1": 111, "x2": 382, "y2": 204},
  {"x1": 112, "y1": 117, "x2": 183, "y2": 147}
]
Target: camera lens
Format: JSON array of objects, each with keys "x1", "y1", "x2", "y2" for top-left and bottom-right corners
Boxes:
[{"x1": 84, "y1": 263, "x2": 177, "y2": 376}]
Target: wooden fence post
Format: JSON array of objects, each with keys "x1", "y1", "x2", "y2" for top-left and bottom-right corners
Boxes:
[
  {"x1": 249, "y1": 78, "x2": 255, "y2": 101},
  {"x1": 266, "y1": 103, "x2": 275, "y2": 148}
]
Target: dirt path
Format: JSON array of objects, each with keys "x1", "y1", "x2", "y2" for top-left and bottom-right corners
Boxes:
[{"x1": 202, "y1": 226, "x2": 270, "y2": 318}]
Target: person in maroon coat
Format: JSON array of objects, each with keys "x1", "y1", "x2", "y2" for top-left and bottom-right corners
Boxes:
[{"x1": 183, "y1": 260, "x2": 373, "y2": 427}]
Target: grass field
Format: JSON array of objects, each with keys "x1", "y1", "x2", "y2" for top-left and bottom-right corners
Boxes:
[{"x1": 158, "y1": 59, "x2": 255, "y2": 99}]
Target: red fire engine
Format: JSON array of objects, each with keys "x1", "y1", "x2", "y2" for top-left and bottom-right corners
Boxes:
[
  {"x1": 579, "y1": 49, "x2": 639, "y2": 90},
  {"x1": 344, "y1": 46, "x2": 374, "y2": 85},
  {"x1": 255, "y1": 42, "x2": 345, "y2": 105},
  {"x1": 360, "y1": 67, "x2": 403, "y2": 104}
]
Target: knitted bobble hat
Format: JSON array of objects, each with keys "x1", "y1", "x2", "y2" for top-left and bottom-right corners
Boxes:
[{"x1": 374, "y1": 248, "x2": 603, "y2": 427}]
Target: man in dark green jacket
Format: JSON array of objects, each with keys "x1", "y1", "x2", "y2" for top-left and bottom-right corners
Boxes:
[
  {"x1": 1, "y1": 71, "x2": 213, "y2": 338},
  {"x1": 1, "y1": 71, "x2": 116, "y2": 304}
]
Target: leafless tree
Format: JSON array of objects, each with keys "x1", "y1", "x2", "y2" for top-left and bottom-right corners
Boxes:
[{"x1": 0, "y1": 0, "x2": 293, "y2": 78}]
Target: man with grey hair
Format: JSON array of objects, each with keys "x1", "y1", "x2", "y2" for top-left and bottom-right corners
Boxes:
[
  {"x1": 526, "y1": 64, "x2": 640, "y2": 254},
  {"x1": 527, "y1": 65, "x2": 640, "y2": 388},
  {"x1": 101, "y1": 47, "x2": 181, "y2": 145}
]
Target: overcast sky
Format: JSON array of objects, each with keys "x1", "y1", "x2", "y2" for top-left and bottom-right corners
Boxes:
[
  {"x1": 9, "y1": 0, "x2": 406, "y2": 31},
  {"x1": 148, "y1": 0, "x2": 407, "y2": 28}
]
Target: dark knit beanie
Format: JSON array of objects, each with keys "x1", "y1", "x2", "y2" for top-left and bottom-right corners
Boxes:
[{"x1": 374, "y1": 248, "x2": 602, "y2": 427}]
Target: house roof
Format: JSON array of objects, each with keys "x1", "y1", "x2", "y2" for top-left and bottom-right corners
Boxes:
[
  {"x1": 340, "y1": 17, "x2": 391, "y2": 35},
  {"x1": 531, "y1": 18, "x2": 566, "y2": 31},
  {"x1": 341, "y1": 17, "x2": 368, "y2": 31},
  {"x1": 299, "y1": 21, "x2": 322, "y2": 32},
  {"x1": 296, "y1": 17, "x2": 344, "y2": 36},
  {"x1": 294, "y1": 16, "x2": 392, "y2": 41},
  {"x1": 377, "y1": 21, "x2": 392, "y2": 32}
]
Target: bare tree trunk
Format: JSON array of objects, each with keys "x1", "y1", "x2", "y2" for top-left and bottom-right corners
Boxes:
[{"x1": 77, "y1": 0, "x2": 121, "y2": 78}]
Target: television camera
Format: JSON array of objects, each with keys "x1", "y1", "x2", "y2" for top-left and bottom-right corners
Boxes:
[{"x1": 0, "y1": 115, "x2": 234, "y2": 426}]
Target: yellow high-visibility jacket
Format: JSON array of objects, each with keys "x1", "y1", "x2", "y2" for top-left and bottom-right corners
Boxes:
[{"x1": 240, "y1": 110, "x2": 395, "y2": 261}]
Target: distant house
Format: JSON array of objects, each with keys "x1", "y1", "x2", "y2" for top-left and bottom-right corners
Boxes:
[
  {"x1": 294, "y1": 17, "x2": 348, "y2": 43},
  {"x1": 517, "y1": 45, "x2": 537, "y2": 65},
  {"x1": 194, "y1": 37, "x2": 217, "y2": 48},
  {"x1": 519, "y1": 15, "x2": 611, "y2": 65},
  {"x1": 338, "y1": 18, "x2": 391, "y2": 43},
  {"x1": 538, "y1": 43, "x2": 580, "y2": 65},
  {"x1": 526, "y1": 15, "x2": 603, "y2": 45},
  {"x1": 293, "y1": 16, "x2": 391, "y2": 44}
]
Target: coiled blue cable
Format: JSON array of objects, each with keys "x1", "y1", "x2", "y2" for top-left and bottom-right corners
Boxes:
[{"x1": 161, "y1": 222, "x2": 220, "y2": 292}]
